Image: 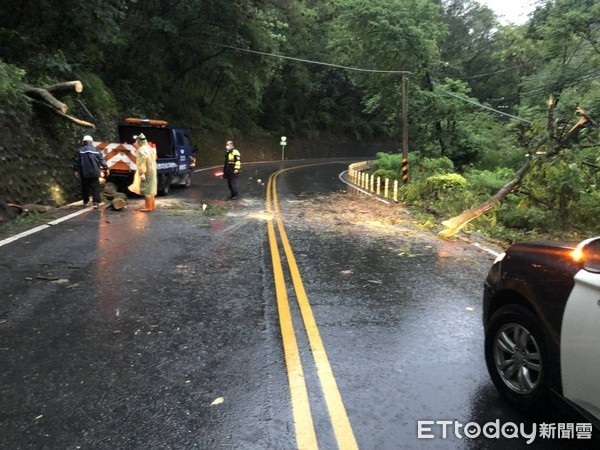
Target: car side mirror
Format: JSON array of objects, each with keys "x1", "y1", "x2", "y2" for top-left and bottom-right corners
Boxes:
[{"x1": 579, "y1": 237, "x2": 600, "y2": 273}]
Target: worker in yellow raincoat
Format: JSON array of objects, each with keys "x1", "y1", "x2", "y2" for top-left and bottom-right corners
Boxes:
[{"x1": 128, "y1": 133, "x2": 157, "y2": 212}]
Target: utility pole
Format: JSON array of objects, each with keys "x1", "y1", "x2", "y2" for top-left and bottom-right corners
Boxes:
[{"x1": 401, "y1": 74, "x2": 409, "y2": 184}]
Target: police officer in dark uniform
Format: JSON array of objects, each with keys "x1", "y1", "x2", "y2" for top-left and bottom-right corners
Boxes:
[
  {"x1": 223, "y1": 140, "x2": 241, "y2": 199},
  {"x1": 73, "y1": 135, "x2": 108, "y2": 208}
]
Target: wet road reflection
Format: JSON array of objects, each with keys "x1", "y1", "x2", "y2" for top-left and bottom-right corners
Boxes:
[{"x1": 0, "y1": 160, "x2": 597, "y2": 449}]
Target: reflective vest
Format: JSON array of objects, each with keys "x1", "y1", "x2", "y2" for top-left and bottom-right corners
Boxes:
[{"x1": 225, "y1": 149, "x2": 241, "y2": 172}]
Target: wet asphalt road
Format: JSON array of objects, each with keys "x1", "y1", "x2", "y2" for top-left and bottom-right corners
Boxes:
[{"x1": 1, "y1": 159, "x2": 597, "y2": 449}]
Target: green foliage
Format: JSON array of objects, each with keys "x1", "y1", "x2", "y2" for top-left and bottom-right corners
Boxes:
[
  {"x1": 329, "y1": 0, "x2": 446, "y2": 142},
  {"x1": 372, "y1": 152, "x2": 404, "y2": 172},
  {"x1": 418, "y1": 156, "x2": 455, "y2": 175},
  {"x1": 496, "y1": 197, "x2": 557, "y2": 231},
  {"x1": 0, "y1": 58, "x2": 31, "y2": 118},
  {"x1": 394, "y1": 153, "x2": 465, "y2": 210},
  {"x1": 372, "y1": 169, "x2": 399, "y2": 181},
  {"x1": 424, "y1": 173, "x2": 467, "y2": 196},
  {"x1": 477, "y1": 146, "x2": 526, "y2": 171},
  {"x1": 77, "y1": 72, "x2": 118, "y2": 117},
  {"x1": 571, "y1": 191, "x2": 600, "y2": 233},
  {"x1": 465, "y1": 168, "x2": 513, "y2": 195},
  {"x1": 0, "y1": 0, "x2": 599, "y2": 241}
]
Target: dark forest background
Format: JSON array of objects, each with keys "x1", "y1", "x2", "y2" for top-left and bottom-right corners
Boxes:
[{"x1": 0, "y1": 0, "x2": 598, "y2": 236}]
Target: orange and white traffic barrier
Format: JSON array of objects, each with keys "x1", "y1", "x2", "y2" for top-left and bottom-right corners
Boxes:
[{"x1": 94, "y1": 142, "x2": 138, "y2": 172}]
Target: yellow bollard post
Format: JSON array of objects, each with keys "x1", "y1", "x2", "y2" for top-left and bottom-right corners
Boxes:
[
  {"x1": 370, "y1": 174, "x2": 374, "y2": 192},
  {"x1": 376, "y1": 177, "x2": 381, "y2": 195},
  {"x1": 384, "y1": 178, "x2": 389, "y2": 198},
  {"x1": 393, "y1": 180, "x2": 398, "y2": 202}
]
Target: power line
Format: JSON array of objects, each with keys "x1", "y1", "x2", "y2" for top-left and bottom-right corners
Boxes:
[
  {"x1": 440, "y1": 90, "x2": 532, "y2": 123},
  {"x1": 207, "y1": 41, "x2": 533, "y2": 122},
  {"x1": 520, "y1": 66, "x2": 600, "y2": 97},
  {"x1": 458, "y1": 49, "x2": 565, "y2": 80},
  {"x1": 205, "y1": 41, "x2": 412, "y2": 74}
]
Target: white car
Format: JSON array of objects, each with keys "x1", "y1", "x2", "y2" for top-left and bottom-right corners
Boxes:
[{"x1": 483, "y1": 236, "x2": 600, "y2": 424}]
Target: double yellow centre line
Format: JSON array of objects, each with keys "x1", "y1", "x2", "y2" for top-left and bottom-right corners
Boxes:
[{"x1": 266, "y1": 165, "x2": 358, "y2": 450}]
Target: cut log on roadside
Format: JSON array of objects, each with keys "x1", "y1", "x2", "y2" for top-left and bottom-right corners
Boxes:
[
  {"x1": 111, "y1": 198, "x2": 126, "y2": 210},
  {"x1": 111, "y1": 193, "x2": 127, "y2": 210},
  {"x1": 23, "y1": 80, "x2": 95, "y2": 128},
  {"x1": 7, "y1": 203, "x2": 27, "y2": 215},
  {"x1": 42, "y1": 81, "x2": 83, "y2": 97},
  {"x1": 22, "y1": 204, "x2": 53, "y2": 213},
  {"x1": 103, "y1": 182, "x2": 118, "y2": 198}
]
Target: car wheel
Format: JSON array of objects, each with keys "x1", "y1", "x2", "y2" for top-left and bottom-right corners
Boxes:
[
  {"x1": 485, "y1": 305, "x2": 548, "y2": 409},
  {"x1": 158, "y1": 174, "x2": 170, "y2": 196}
]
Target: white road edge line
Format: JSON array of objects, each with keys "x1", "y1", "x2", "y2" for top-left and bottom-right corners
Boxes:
[
  {"x1": 474, "y1": 242, "x2": 501, "y2": 257},
  {"x1": 0, "y1": 206, "x2": 94, "y2": 248},
  {"x1": 47, "y1": 207, "x2": 95, "y2": 226},
  {"x1": 0, "y1": 225, "x2": 51, "y2": 248},
  {"x1": 338, "y1": 170, "x2": 391, "y2": 205},
  {"x1": 0, "y1": 161, "x2": 266, "y2": 247},
  {"x1": 455, "y1": 236, "x2": 501, "y2": 258}
]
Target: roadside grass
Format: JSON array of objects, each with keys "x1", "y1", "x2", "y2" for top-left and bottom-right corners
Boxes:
[{"x1": 2, "y1": 211, "x2": 58, "y2": 231}]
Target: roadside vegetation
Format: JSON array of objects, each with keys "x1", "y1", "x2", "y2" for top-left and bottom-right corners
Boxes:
[
  {"x1": 372, "y1": 142, "x2": 600, "y2": 243},
  {"x1": 0, "y1": 0, "x2": 598, "y2": 239}
]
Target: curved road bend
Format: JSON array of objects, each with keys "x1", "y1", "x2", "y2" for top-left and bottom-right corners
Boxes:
[{"x1": 0, "y1": 159, "x2": 596, "y2": 449}]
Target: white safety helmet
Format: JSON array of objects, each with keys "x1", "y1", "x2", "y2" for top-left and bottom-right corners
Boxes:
[{"x1": 82, "y1": 135, "x2": 93, "y2": 143}]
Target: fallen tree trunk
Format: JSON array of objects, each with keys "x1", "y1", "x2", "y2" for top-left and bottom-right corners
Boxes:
[
  {"x1": 6, "y1": 203, "x2": 27, "y2": 216},
  {"x1": 43, "y1": 81, "x2": 83, "y2": 97},
  {"x1": 30, "y1": 98, "x2": 95, "y2": 128},
  {"x1": 439, "y1": 159, "x2": 536, "y2": 237},
  {"x1": 24, "y1": 85, "x2": 68, "y2": 113},
  {"x1": 55, "y1": 109, "x2": 95, "y2": 128},
  {"x1": 439, "y1": 103, "x2": 596, "y2": 237},
  {"x1": 23, "y1": 80, "x2": 95, "y2": 128}
]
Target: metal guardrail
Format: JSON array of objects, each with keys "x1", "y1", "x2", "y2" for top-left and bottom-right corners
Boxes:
[{"x1": 348, "y1": 161, "x2": 400, "y2": 202}]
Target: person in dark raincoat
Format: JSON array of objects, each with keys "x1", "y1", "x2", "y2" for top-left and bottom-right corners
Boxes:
[{"x1": 73, "y1": 135, "x2": 108, "y2": 208}]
